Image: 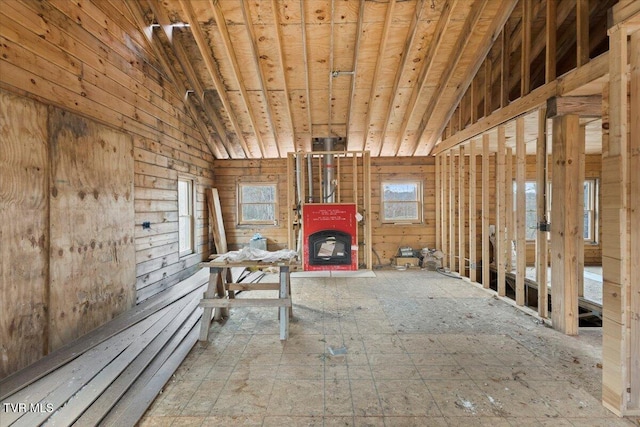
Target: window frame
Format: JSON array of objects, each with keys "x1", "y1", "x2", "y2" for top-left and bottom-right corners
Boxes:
[
  {"x1": 178, "y1": 176, "x2": 196, "y2": 257},
  {"x1": 237, "y1": 182, "x2": 278, "y2": 226},
  {"x1": 380, "y1": 180, "x2": 423, "y2": 224},
  {"x1": 513, "y1": 179, "x2": 598, "y2": 244},
  {"x1": 583, "y1": 179, "x2": 598, "y2": 243}
]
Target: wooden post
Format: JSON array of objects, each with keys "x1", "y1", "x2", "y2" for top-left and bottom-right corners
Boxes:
[
  {"x1": 536, "y1": 108, "x2": 549, "y2": 317},
  {"x1": 496, "y1": 127, "x2": 507, "y2": 296},
  {"x1": 603, "y1": 14, "x2": 640, "y2": 414},
  {"x1": 287, "y1": 153, "x2": 296, "y2": 251},
  {"x1": 506, "y1": 147, "x2": 513, "y2": 273},
  {"x1": 576, "y1": 0, "x2": 590, "y2": 67},
  {"x1": 436, "y1": 155, "x2": 441, "y2": 253},
  {"x1": 578, "y1": 124, "x2": 586, "y2": 298},
  {"x1": 546, "y1": 0, "x2": 557, "y2": 82},
  {"x1": 550, "y1": 114, "x2": 581, "y2": 336},
  {"x1": 364, "y1": 151, "x2": 372, "y2": 269},
  {"x1": 450, "y1": 149, "x2": 457, "y2": 272},
  {"x1": 469, "y1": 140, "x2": 477, "y2": 283},
  {"x1": 521, "y1": 0, "x2": 531, "y2": 96},
  {"x1": 602, "y1": 26, "x2": 629, "y2": 413},
  {"x1": 515, "y1": 118, "x2": 526, "y2": 306},
  {"x1": 482, "y1": 134, "x2": 491, "y2": 288},
  {"x1": 501, "y1": 28, "x2": 510, "y2": 108},
  {"x1": 459, "y1": 146, "x2": 466, "y2": 277},
  {"x1": 442, "y1": 153, "x2": 449, "y2": 269},
  {"x1": 629, "y1": 27, "x2": 640, "y2": 413}
]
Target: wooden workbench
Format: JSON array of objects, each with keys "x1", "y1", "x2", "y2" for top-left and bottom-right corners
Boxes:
[{"x1": 198, "y1": 259, "x2": 296, "y2": 341}]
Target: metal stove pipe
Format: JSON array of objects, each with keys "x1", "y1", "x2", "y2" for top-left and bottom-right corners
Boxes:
[{"x1": 323, "y1": 138, "x2": 336, "y2": 203}]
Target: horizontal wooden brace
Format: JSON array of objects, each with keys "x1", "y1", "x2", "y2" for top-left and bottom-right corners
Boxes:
[
  {"x1": 546, "y1": 96, "x2": 602, "y2": 118},
  {"x1": 227, "y1": 283, "x2": 280, "y2": 291},
  {"x1": 199, "y1": 298, "x2": 292, "y2": 308}
]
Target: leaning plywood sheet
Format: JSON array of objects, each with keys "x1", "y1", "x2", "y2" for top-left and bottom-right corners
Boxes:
[
  {"x1": 0, "y1": 90, "x2": 49, "y2": 378},
  {"x1": 48, "y1": 108, "x2": 136, "y2": 351},
  {"x1": 207, "y1": 188, "x2": 227, "y2": 254}
]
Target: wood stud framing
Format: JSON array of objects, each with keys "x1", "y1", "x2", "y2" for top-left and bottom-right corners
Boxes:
[
  {"x1": 458, "y1": 145, "x2": 466, "y2": 277},
  {"x1": 496, "y1": 126, "x2": 506, "y2": 297},
  {"x1": 469, "y1": 140, "x2": 477, "y2": 283},
  {"x1": 550, "y1": 114, "x2": 582, "y2": 336},
  {"x1": 536, "y1": 108, "x2": 549, "y2": 318},
  {"x1": 515, "y1": 117, "x2": 526, "y2": 306},
  {"x1": 482, "y1": 135, "x2": 490, "y2": 289}
]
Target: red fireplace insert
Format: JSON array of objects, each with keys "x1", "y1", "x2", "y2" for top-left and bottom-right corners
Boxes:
[{"x1": 302, "y1": 203, "x2": 358, "y2": 271}]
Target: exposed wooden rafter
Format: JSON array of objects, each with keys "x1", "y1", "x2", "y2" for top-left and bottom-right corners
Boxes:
[
  {"x1": 424, "y1": 0, "x2": 518, "y2": 155},
  {"x1": 344, "y1": 0, "x2": 365, "y2": 149},
  {"x1": 410, "y1": 0, "x2": 488, "y2": 156},
  {"x1": 240, "y1": 1, "x2": 281, "y2": 157},
  {"x1": 392, "y1": 0, "x2": 458, "y2": 156},
  {"x1": 126, "y1": 0, "x2": 226, "y2": 159},
  {"x1": 379, "y1": 0, "x2": 427, "y2": 155},
  {"x1": 145, "y1": 0, "x2": 240, "y2": 159},
  {"x1": 179, "y1": 0, "x2": 253, "y2": 158},
  {"x1": 361, "y1": 0, "x2": 395, "y2": 154},
  {"x1": 299, "y1": 0, "x2": 313, "y2": 144},
  {"x1": 270, "y1": 0, "x2": 298, "y2": 150},
  {"x1": 208, "y1": 0, "x2": 267, "y2": 158}
]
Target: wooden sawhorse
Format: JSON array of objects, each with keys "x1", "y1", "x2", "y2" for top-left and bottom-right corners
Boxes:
[{"x1": 198, "y1": 260, "x2": 294, "y2": 341}]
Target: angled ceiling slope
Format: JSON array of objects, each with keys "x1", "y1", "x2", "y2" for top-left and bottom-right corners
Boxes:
[{"x1": 133, "y1": 0, "x2": 517, "y2": 159}]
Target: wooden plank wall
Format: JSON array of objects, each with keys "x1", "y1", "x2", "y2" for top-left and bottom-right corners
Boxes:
[
  {"x1": 212, "y1": 159, "x2": 290, "y2": 251},
  {"x1": 372, "y1": 157, "x2": 436, "y2": 262},
  {"x1": 212, "y1": 156, "x2": 437, "y2": 264},
  {"x1": 0, "y1": 0, "x2": 215, "y2": 377}
]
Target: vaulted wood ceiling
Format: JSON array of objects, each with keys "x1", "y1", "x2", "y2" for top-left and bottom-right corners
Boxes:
[{"x1": 130, "y1": 0, "x2": 519, "y2": 159}]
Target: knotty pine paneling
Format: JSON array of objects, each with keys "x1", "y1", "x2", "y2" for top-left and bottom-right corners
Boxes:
[{"x1": 0, "y1": 0, "x2": 215, "y2": 377}]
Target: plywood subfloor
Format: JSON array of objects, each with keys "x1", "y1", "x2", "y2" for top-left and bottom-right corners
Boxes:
[
  {"x1": 523, "y1": 266, "x2": 603, "y2": 305},
  {"x1": 140, "y1": 268, "x2": 634, "y2": 426}
]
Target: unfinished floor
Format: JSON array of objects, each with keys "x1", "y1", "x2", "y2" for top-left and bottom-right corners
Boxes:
[{"x1": 140, "y1": 269, "x2": 635, "y2": 427}]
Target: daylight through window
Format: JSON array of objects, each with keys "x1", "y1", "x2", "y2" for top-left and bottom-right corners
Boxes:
[
  {"x1": 178, "y1": 178, "x2": 195, "y2": 256},
  {"x1": 239, "y1": 183, "x2": 277, "y2": 225},
  {"x1": 381, "y1": 181, "x2": 422, "y2": 223}
]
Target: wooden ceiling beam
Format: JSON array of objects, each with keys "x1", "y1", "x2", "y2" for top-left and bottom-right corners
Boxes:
[
  {"x1": 145, "y1": 0, "x2": 240, "y2": 159},
  {"x1": 299, "y1": 0, "x2": 313, "y2": 143},
  {"x1": 521, "y1": 0, "x2": 532, "y2": 96},
  {"x1": 429, "y1": 0, "x2": 523, "y2": 155},
  {"x1": 360, "y1": 0, "x2": 395, "y2": 154},
  {"x1": 345, "y1": 0, "x2": 365, "y2": 149},
  {"x1": 208, "y1": 0, "x2": 267, "y2": 158},
  {"x1": 126, "y1": 0, "x2": 226, "y2": 159},
  {"x1": 271, "y1": 0, "x2": 298, "y2": 150},
  {"x1": 546, "y1": 95, "x2": 602, "y2": 117},
  {"x1": 409, "y1": 0, "x2": 488, "y2": 156},
  {"x1": 241, "y1": 1, "x2": 281, "y2": 157},
  {"x1": 179, "y1": 0, "x2": 253, "y2": 158},
  {"x1": 379, "y1": 0, "x2": 427, "y2": 155},
  {"x1": 392, "y1": 0, "x2": 458, "y2": 156},
  {"x1": 328, "y1": 0, "x2": 335, "y2": 137}
]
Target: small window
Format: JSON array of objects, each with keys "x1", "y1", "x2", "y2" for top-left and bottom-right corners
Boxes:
[
  {"x1": 178, "y1": 178, "x2": 195, "y2": 256},
  {"x1": 514, "y1": 180, "x2": 597, "y2": 243},
  {"x1": 238, "y1": 183, "x2": 277, "y2": 225},
  {"x1": 584, "y1": 179, "x2": 597, "y2": 243},
  {"x1": 513, "y1": 181, "x2": 538, "y2": 240},
  {"x1": 381, "y1": 181, "x2": 422, "y2": 224}
]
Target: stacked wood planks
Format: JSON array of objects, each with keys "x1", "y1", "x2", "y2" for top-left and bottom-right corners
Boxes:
[{"x1": 0, "y1": 269, "x2": 209, "y2": 427}]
